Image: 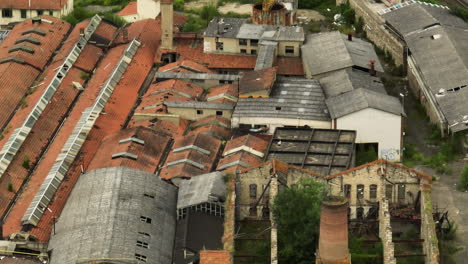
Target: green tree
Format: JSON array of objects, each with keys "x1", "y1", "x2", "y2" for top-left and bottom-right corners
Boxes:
[
  {"x1": 459, "y1": 164, "x2": 468, "y2": 191},
  {"x1": 200, "y1": 4, "x2": 219, "y2": 24},
  {"x1": 174, "y1": 0, "x2": 184, "y2": 11},
  {"x1": 272, "y1": 178, "x2": 326, "y2": 264}
]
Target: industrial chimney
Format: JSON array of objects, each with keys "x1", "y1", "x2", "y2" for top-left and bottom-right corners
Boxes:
[
  {"x1": 316, "y1": 198, "x2": 350, "y2": 264},
  {"x1": 161, "y1": 0, "x2": 174, "y2": 50}
]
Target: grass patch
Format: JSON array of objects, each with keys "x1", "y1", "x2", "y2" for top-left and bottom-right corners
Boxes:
[
  {"x1": 22, "y1": 156, "x2": 30, "y2": 170},
  {"x1": 458, "y1": 164, "x2": 468, "y2": 191},
  {"x1": 7, "y1": 181, "x2": 14, "y2": 192}
]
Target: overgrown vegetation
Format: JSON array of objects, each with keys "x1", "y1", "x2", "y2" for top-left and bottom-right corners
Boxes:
[
  {"x1": 458, "y1": 164, "x2": 468, "y2": 191},
  {"x1": 439, "y1": 219, "x2": 461, "y2": 264},
  {"x1": 19, "y1": 97, "x2": 28, "y2": 109},
  {"x1": 62, "y1": 6, "x2": 127, "y2": 26},
  {"x1": 74, "y1": 0, "x2": 131, "y2": 8},
  {"x1": 234, "y1": 221, "x2": 271, "y2": 264},
  {"x1": 181, "y1": 4, "x2": 249, "y2": 32},
  {"x1": 450, "y1": 6, "x2": 468, "y2": 22},
  {"x1": 273, "y1": 179, "x2": 326, "y2": 263},
  {"x1": 356, "y1": 145, "x2": 378, "y2": 166},
  {"x1": 7, "y1": 181, "x2": 14, "y2": 192},
  {"x1": 22, "y1": 156, "x2": 30, "y2": 170},
  {"x1": 349, "y1": 235, "x2": 383, "y2": 264},
  {"x1": 374, "y1": 45, "x2": 405, "y2": 76}
]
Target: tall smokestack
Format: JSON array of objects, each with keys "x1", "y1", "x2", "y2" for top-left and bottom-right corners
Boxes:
[
  {"x1": 316, "y1": 198, "x2": 350, "y2": 264},
  {"x1": 161, "y1": 0, "x2": 174, "y2": 50}
]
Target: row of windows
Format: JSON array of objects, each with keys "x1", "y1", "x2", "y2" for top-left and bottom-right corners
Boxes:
[
  {"x1": 344, "y1": 184, "x2": 406, "y2": 200},
  {"x1": 1, "y1": 9, "x2": 54, "y2": 18},
  {"x1": 196, "y1": 109, "x2": 223, "y2": 116}
]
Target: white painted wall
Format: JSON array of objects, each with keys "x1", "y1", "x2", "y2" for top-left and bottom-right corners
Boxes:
[
  {"x1": 137, "y1": 0, "x2": 160, "y2": 20},
  {"x1": 335, "y1": 108, "x2": 402, "y2": 161},
  {"x1": 121, "y1": 14, "x2": 138, "y2": 23},
  {"x1": 231, "y1": 116, "x2": 332, "y2": 133}
]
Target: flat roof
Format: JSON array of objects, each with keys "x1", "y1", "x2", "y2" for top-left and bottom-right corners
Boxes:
[{"x1": 264, "y1": 127, "x2": 356, "y2": 175}]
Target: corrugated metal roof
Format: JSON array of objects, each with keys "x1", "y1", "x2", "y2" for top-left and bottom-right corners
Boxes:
[{"x1": 177, "y1": 171, "x2": 226, "y2": 209}]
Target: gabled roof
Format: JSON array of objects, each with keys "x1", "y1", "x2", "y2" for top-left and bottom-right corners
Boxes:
[
  {"x1": 223, "y1": 134, "x2": 269, "y2": 157},
  {"x1": 87, "y1": 127, "x2": 172, "y2": 173},
  {"x1": 319, "y1": 68, "x2": 386, "y2": 98},
  {"x1": 326, "y1": 88, "x2": 404, "y2": 118},
  {"x1": 217, "y1": 151, "x2": 264, "y2": 173},
  {"x1": 188, "y1": 116, "x2": 232, "y2": 140},
  {"x1": 301, "y1": 32, "x2": 383, "y2": 76},
  {"x1": 383, "y1": 3, "x2": 468, "y2": 132},
  {"x1": 327, "y1": 159, "x2": 432, "y2": 182},
  {"x1": 206, "y1": 84, "x2": 239, "y2": 103},
  {"x1": 160, "y1": 133, "x2": 221, "y2": 180},
  {"x1": 0, "y1": 0, "x2": 68, "y2": 9},
  {"x1": 158, "y1": 59, "x2": 215, "y2": 73},
  {"x1": 129, "y1": 117, "x2": 189, "y2": 138},
  {"x1": 177, "y1": 171, "x2": 226, "y2": 209},
  {"x1": 239, "y1": 66, "x2": 277, "y2": 96},
  {"x1": 117, "y1": 1, "x2": 137, "y2": 16},
  {"x1": 165, "y1": 101, "x2": 235, "y2": 110}
]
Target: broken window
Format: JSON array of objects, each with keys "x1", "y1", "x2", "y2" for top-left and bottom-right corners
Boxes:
[
  {"x1": 37, "y1": 10, "x2": 43, "y2": 16},
  {"x1": 135, "y1": 254, "x2": 147, "y2": 262},
  {"x1": 262, "y1": 207, "x2": 270, "y2": 219},
  {"x1": 370, "y1": 184, "x2": 377, "y2": 199},
  {"x1": 249, "y1": 205, "x2": 257, "y2": 217},
  {"x1": 140, "y1": 216, "x2": 152, "y2": 224},
  {"x1": 239, "y1": 39, "x2": 247, "y2": 46},
  {"x1": 357, "y1": 184, "x2": 364, "y2": 200},
  {"x1": 386, "y1": 184, "x2": 393, "y2": 200},
  {"x1": 21, "y1": 9, "x2": 27, "y2": 18},
  {"x1": 196, "y1": 109, "x2": 203, "y2": 115},
  {"x1": 240, "y1": 49, "x2": 247, "y2": 54},
  {"x1": 251, "y1": 39, "x2": 258, "y2": 46},
  {"x1": 356, "y1": 207, "x2": 364, "y2": 219},
  {"x1": 216, "y1": 111, "x2": 223, "y2": 116},
  {"x1": 137, "y1": 240, "x2": 149, "y2": 249},
  {"x1": 344, "y1": 184, "x2": 351, "y2": 198},
  {"x1": 398, "y1": 184, "x2": 406, "y2": 200},
  {"x1": 2, "y1": 9, "x2": 12, "y2": 18},
  {"x1": 251, "y1": 49, "x2": 257, "y2": 55},
  {"x1": 285, "y1": 46, "x2": 295, "y2": 54},
  {"x1": 216, "y1": 42, "x2": 224, "y2": 51},
  {"x1": 249, "y1": 184, "x2": 257, "y2": 199}
]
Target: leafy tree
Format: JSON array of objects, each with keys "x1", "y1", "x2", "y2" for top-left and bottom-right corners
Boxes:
[
  {"x1": 342, "y1": 8, "x2": 355, "y2": 25},
  {"x1": 174, "y1": 0, "x2": 185, "y2": 11},
  {"x1": 459, "y1": 164, "x2": 468, "y2": 191},
  {"x1": 451, "y1": 6, "x2": 468, "y2": 22},
  {"x1": 272, "y1": 178, "x2": 326, "y2": 264},
  {"x1": 200, "y1": 4, "x2": 219, "y2": 23}
]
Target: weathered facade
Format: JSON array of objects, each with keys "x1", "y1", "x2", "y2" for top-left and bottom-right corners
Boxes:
[{"x1": 0, "y1": 0, "x2": 74, "y2": 26}]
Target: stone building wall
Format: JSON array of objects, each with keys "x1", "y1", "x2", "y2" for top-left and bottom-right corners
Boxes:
[
  {"x1": 420, "y1": 186, "x2": 440, "y2": 264},
  {"x1": 379, "y1": 198, "x2": 397, "y2": 264}
]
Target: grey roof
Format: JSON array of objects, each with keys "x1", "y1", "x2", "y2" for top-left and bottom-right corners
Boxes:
[
  {"x1": 233, "y1": 77, "x2": 330, "y2": 121},
  {"x1": 319, "y1": 68, "x2": 386, "y2": 98},
  {"x1": 383, "y1": 3, "x2": 468, "y2": 132},
  {"x1": 177, "y1": 171, "x2": 226, "y2": 210},
  {"x1": 326, "y1": 88, "x2": 404, "y2": 118},
  {"x1": 204, "y1": 17, "x2": 245, "y2": 38},
  {"x1": 164, "y1": 101, "x2": 235, "y2": 110},
  {"x1": 266, "y1": 127, "x2": 356, "y2": 175},
  {"x1": 206, "y1": 17, "x2": 305, "y2": 42},
  {"x1": 255, "y1": 44, "x2": 277, "y2": 70},
  {"x1": 48, "y1": 167, "x2": 178, "y2": 264},
  {"x1": 155, "y1": 71, "x2": 239, "y2": 81},
  {"x1": 301, "y1": 32, "x2": 383, "y2": 76}
]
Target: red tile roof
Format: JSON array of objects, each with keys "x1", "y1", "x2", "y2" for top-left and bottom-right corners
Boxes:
[
  {"x1": 118, "y1": 1, "x2": 137, "y2": 16},
  {"x1": 158, "y1": 59, "x2": 214, "y2": 73},
  {"x1": 128, "y1": 116, "x2": 189, "y2": 138},
  {"x1": 0, "y1": 17, "x2": 70, "y2": 129},
  {"x1": 0, "y1": 0, "x2": 68, "y2": 9},
  {"x1": 200, "y1": 250, "x2": 231, "y2": 264},
  {"x1": 217, "y1": 151, "x2": 263, "y2": 174},
  {"x1": 206, "y1": 84, "x2": 238, "y2": 104},
  {"x1": 3, "y1": 19, "x2": 161, "y2": 242},
  {"x1": 275, "y1": 57, "x2": 304, "y2": 76},
  {"x1": 188, "y1": 116, "x2": 232, "y2": 140},
  {"x1": 0, "y1": 21, "x2": 116, "y2": 217},
  {"x1": 159, "y1": 133, "x2": 221, "y2": 180},
  {"x1": 87, "y1": 126, "x2": 172, "y2": 173},
  {"x1": 223, "y1": 134, "x2": 269, "y2": 156},
  {"x1": 239, "y1": 66, "x2": 277, "y2": 96},
  {"x1": 156, "y1": 38, "x2": 257, "y2": 70}
]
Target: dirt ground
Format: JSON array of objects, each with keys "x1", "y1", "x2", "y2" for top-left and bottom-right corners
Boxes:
[{"x1": 218, "y1": 3, "x2": 253, "y2": 14}]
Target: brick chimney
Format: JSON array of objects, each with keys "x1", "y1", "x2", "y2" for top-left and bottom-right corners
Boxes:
[
  {"x1": 161, "y1": 0, "x2": 174, "y2": 50},
  {"x1": 369, "y1": 60, "x2": 376, "y2": 76},
  {"x1": 316, "y1": 198, "x2": 350, "y2": 264}
]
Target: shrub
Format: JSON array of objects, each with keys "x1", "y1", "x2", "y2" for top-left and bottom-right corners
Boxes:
[
  {"x1": 22, "y1": 156, "x2": 30, "y2": 170},
  {"x1": 7, "y1": 181, "x2": 13, "y2": 192},
  {"x1": 174, "y1": 0, "x2": 184, "y2": 11},
  {"x1": 102, "y1": 13, "x2": 127, "y2": 27},
  {"x1": 451, "y1": 6, "x2": 468, "y2": 22},
  {"x1": 308, "y1": 21, "x2": 321, "y2": 33},
  {"x1": 459, "y1": 164, "x2": 468, "y2": 191}
]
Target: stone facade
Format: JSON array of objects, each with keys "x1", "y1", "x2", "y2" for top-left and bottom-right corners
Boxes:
[{"x1": 421, "y1": 187, "x2": 440, "y2": 264}]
